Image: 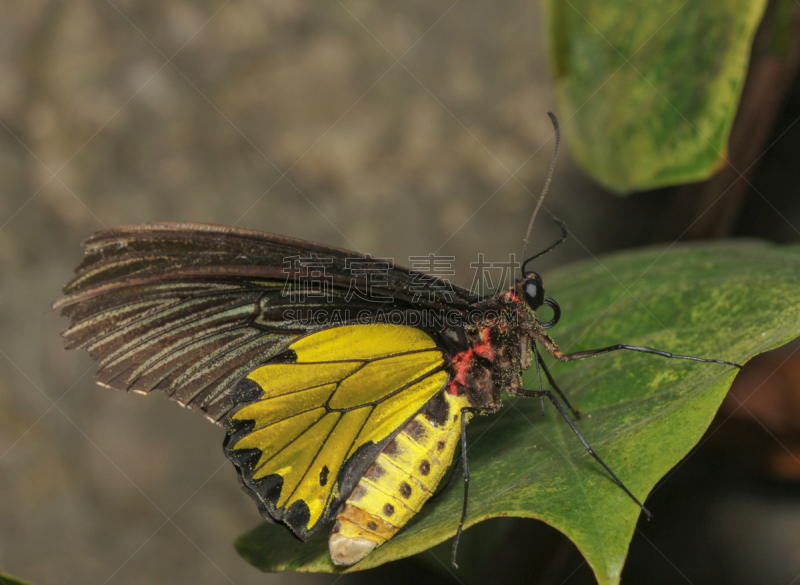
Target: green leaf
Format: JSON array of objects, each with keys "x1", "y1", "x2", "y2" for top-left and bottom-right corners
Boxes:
[
  {"x1": 0, "y1": 573, "x2": 37, "y2": 585},
  {"x1": 235, "y1": 241, "x2": 800, "y2": 583},
  {"x1": 543, "y1": 0, "x2": 768, "y2": 192}
]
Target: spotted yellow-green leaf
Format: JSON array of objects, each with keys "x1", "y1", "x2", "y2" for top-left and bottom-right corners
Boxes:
[
  {"x1": 235, "y1": 241, "x2": 800, "y2": 584},
  {"x1": 543, "y1": 0, "x2": 768, "y2": 192}
]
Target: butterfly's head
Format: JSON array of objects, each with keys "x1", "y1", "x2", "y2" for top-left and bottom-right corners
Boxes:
[
  {"x1": 521, "y1": 272, "x2": 545, "y2": 309},
  {"x1": 519, "y1": 272, "x2": 560, "y2": 329}
]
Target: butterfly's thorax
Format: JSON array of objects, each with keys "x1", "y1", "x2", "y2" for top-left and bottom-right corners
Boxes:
[{"x1": 444, "y1": 286, "x2": 556, "y2": 413}]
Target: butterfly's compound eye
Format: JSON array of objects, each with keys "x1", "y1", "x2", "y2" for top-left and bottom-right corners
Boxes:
[{"x1": 522, "y1": 274, "x2": 545, "y2": 309}]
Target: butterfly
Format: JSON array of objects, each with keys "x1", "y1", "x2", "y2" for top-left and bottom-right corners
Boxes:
[{"x1": 54, "y1": 115, "x2": 741, "y2": 568}]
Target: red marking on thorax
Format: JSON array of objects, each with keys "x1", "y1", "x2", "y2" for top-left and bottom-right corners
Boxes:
[{"x1": 447, "y1": 327, "x2": 495, "y2": 395}]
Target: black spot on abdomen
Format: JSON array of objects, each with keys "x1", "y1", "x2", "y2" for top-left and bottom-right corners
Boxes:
[
  {"x1": 419, "y1": 460, "x2": 431, "y2": 475},
  {"x1": 384, "y1": 439, "x2": 399, "y2": 455},
  {"x1": 405, "y1": 420, "x2": 427, "y2": 441},
  {"x1": 383, "y1": 503, "x2": 395, "y2": 517},
  {"x1": 349, "y1": 485, "x2": 367, "y2": 502},
  {"x1": 399, "y1": 482, "x2": 412, "y2": 498},
  {"x1": 364, "y1": 462, "x2": 385, "y2": 481}
]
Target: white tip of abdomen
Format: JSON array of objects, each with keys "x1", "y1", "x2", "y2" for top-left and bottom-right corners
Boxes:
[{"x1": 329, "y1": 533, "x2": 378, "y2": 566}]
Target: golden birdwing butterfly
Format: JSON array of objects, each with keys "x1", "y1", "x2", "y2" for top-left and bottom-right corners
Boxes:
[
  {"x1": 54, "y1": 220, "x2": 741, "y2": 568},
  {"x1": 55, "y1": 117, "x2": 741, "y2": 568}
]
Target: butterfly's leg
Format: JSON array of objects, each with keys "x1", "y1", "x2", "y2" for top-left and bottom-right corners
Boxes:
[
  {"x1": 451, "y1": 407, "x2": 479, "y2": 568},
  {"x1": 510, "y1": 355, "x2": 652, "y2": 518},
  {"x1": 557, "y1": 344, "x2": 742, "y2": 368},
  {"x1": 533, "y1": 343, "x2": 580, "y2": 419},
  {"x1": 532, "y1": 342, "x2": 547, "y2": 416}
]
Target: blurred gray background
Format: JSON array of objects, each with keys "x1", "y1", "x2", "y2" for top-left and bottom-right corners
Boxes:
[{"x1": 1, "y1": 1, "x2": 799, "y2": 585}]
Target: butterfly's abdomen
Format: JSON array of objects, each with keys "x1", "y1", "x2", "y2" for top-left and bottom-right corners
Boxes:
[{"x1": 329, "y1": 392, "x2": 472, "y2": 566}]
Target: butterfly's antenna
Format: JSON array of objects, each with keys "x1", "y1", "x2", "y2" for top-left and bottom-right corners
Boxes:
[
  {"x1": 520, "y1": 112, "x2": 560, "y2": 275},
  {"x1": 520, "y1": 218, "x2": 567, "y2": 275}
]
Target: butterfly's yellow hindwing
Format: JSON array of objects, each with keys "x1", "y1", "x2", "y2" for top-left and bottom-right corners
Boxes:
[{"x1": 226, "y1": 324, "x2": 448, "y2": 535}]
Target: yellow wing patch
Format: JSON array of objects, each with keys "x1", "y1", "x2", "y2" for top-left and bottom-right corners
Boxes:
[
  {"x1": 226, "y1": 324, "x2": 448, "y2": 534},
  {"x1": 289, "y1": 324, "x2": 437, "y2": 361}
]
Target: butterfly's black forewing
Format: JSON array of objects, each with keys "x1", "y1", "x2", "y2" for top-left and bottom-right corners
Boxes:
[{"x1": 55, "y1": 222, "x2": 474, "y2": 424}]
